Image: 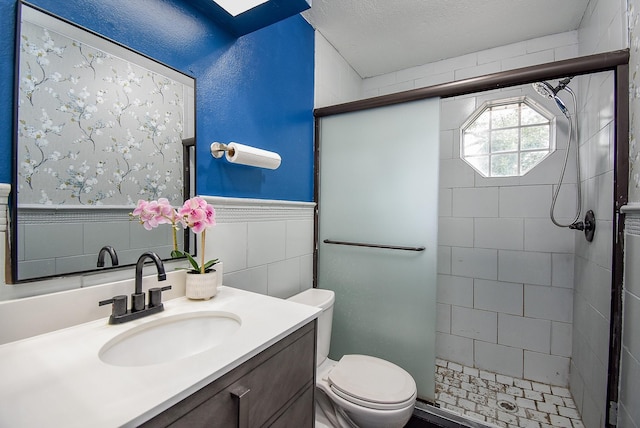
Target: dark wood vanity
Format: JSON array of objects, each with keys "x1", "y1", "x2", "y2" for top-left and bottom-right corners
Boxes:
[{"x1": 141, "y1": 320, "x2": 316, "y2": 427}]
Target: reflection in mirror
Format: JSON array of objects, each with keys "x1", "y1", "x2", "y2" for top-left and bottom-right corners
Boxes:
[{"x1": 12, "y1": 3, "x2": 195, "y2": 283}]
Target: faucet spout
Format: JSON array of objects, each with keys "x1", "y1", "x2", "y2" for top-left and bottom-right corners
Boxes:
[
  {"x1": 135, "y1": 251, "x2": 166, "y2": 295},
  {"x1": 97, "y1": 246, "x2": 119, "y2": 267}
]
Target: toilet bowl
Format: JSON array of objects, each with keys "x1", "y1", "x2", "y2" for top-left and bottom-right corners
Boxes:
[{"x1": 288, "y1": 288, "x2": 417, "y2": 428}]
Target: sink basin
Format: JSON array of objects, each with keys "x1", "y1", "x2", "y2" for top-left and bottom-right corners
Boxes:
[{"x1": 99, "y1": 311, "x2": 241, "y2": 367}]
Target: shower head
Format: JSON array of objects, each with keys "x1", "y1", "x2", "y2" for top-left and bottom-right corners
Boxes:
[
  {"x1": 532, "y1": 81, "x2": 557, "y2": 99},
  {"x1": 554, "y1": 96, "x2": 569, "y2": 118},
  {"x1": 532, "y1": 77, "x2": 573, "y2": 118}
]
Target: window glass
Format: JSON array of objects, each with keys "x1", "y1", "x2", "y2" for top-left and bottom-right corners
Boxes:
[{"x1": 461, "y1": 98, "x2": 554, "y2": 177}]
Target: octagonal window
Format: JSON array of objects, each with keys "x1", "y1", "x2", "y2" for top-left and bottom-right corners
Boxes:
[{"x1": 461, "y1": 97, "x2": 555, "y2": 177}]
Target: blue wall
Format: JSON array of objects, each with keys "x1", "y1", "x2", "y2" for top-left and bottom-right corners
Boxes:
[{"x1": 0, "y1": 0, "x2": 314, "y2": 202}]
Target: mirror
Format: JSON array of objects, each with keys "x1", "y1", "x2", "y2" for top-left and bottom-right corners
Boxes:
[{"x1": 11, "y1": 3, "x2": 195, "y2": 283}]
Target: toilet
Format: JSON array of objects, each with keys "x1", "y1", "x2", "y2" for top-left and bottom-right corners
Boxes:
[{"x1": 288, "y1": 288, "x2": 417, "y2": 428}]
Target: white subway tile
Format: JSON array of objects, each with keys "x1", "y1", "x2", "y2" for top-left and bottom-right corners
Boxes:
[
  {"x1": 248, "y1": 221, "x2": 286, "y2": 267},
  {"x1": 552, "y1": 253, "x2": 574, "y2": 289},
  {"x1": 524, "y1": 351, "x2": 569, "y2": 386},
  {"x1": 498, "y1": 314, "x2": 551, "y2": 353},
  {"x1": 440, "y1": 97, "x2": 477, "y2": 131},
  {"x1": 438, "y1": 246, "x2": 452, "y2": 274},
  {"x1": 437, "y1": 274, "x2": 473, "y2": 307},
  {"x1": 501, "y1": 50, "x2": 555, "y2": 71},
  {"x1": 454, "y1": 61, "x2": 501, "y2": 81},
  {"x1": 625, "y1": 234, "x2": 640, "y2": 297},
  {"x1": 414, "y1": 71, "x2": 455, "y2": 89},
  {"x1": 551, "y1": 322, "x2": 572, "y2": 357},
  {"x1": 554, "y1": 43, "x2": 579, "y2": 61},
  {"x1": 378, "y1": 80, "x2": 416, "y2": 96},
  {"x1": 524, "y1": 219, "x2": 575, "y2": 253},
  {"x1": 474, "y1": 279, "x2": 523, "y2": 316},
  {"x1": 475, "y1": 218, "x2": 524, "y2": 250},
  {"x1": 285, "y1": 219, "x2": 313, "y2": 258},
  {"x1": 451, "y1": 306, "x2": 497, "y2": 343},
  {"x1": 225, "y1": 266, "x2": 268, "y2": 295},
  {"x1": 437, "y1": 303, "x2": 451, "y2": 333},
  {"x1": 452, "y1": 247, "x2": 498, "y2": 280},
  {"x1": 208, "y1": 222, "x2": 248, "y2": 272},
  {"x1": 436, "y1": 332, "x2": 474, "y2": 367},
  {"x1": 267, "y1": 258, "x2": 301, "y2": 298},
  {"x1": 440, "y1": 129, "x2": 454, "y2": 160},
  {"x1": 452, "y1": 188, "x2": 499, "y2": 218},
  {"x1": 439, "y1": 217, "x2": 474, "y2": 247},
  {"x1": 623, "y1": 291, "x2": 640, "y2": 362},
  {"x1": 526, "y1": 31, "x2": 578, "y2": 53},
  {"x1": 475, "y1": 341, "x2": 523, "y2": 378},
  {"x1": 440, "y1": 159, "x2": 476, "y2": 189},
  {"x1": 498, "y1": 250, "x2": 551, "y2": 286},
  {"x1": 439, "y1": 188, "x2": 453, "y2": 217},
  {"x1": 619, "y1": 348, "x2": 640, "y2": 426},
  {"x1": 525, "y1": 284, "x2": 573, "y2": 323},
  {"x1": 477, "y1": 41, "x2": 526, "y2": 64},
  {"x1": 499, "y1": 186, "x2": 551, "y2": 218},
  {"x1": 300, "y1": 254, "x2": 313, "y2": 290}
]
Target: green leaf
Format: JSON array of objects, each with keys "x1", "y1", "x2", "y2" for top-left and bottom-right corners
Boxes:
[
  {"x1": 183, "y1": 253, "x2": 200, "y2": 271},
  {"x1": 203, "y1": 259, "x2": 219, "y2": 270}
]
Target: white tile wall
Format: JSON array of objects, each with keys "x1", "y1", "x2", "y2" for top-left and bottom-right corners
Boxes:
[
  {"x1": 620, "y1": 219, "x2": 640, "y2": 428},
  {"x1": 202, "y1": 196, "x2": 315, "y2": 300}
]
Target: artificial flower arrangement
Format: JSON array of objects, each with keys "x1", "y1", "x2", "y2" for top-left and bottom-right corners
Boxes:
[{"x1": 131, "y1": 197, "x2": 218, "y2": 274}]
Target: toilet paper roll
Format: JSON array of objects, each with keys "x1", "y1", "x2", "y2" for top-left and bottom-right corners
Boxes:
[{"x1": 225, "y1": 142, "x2": 281, "y2": 170}]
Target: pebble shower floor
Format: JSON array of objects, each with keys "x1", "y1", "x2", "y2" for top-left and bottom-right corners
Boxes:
[{"x1": 434, "y1": 359, "x2": 584, "y2": 428}]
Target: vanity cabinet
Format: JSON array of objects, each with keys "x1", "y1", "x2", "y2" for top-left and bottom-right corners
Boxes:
[{"x1": 141, "y1": 320, "x2": 316, "y2": 428}]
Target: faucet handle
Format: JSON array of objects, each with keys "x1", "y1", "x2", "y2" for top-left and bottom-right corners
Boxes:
[
  {"x1": 98, "y1": 295, "x2": 128, "y2": 317},
  {"x1": 148, "y1": 285, "x2": 172, "y2": 308}
]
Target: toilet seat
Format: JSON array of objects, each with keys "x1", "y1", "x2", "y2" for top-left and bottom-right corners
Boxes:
[{"x1": 327, "y1": 355, "x2": 417, "y2": 411}]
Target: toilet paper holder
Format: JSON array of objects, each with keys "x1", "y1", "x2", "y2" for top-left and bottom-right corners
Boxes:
[
  {"x1": 210, "y1": 142, "x2": 236, "y2": 158},
  {"x1": 210, "y1": 142, "x2": 281, "y2": 170}
]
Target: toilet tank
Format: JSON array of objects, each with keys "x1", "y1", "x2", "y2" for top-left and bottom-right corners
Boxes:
[{"x1": 287, "y1": 288, "x2": 334, "y2": 365}]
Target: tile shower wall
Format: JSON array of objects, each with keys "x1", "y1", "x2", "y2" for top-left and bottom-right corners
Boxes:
[
  {"x1": 436, "y1": 85, "x2": 577, "y2": 387},
  {"x1": 201, "y1": 196, "x2": 315, "y2": 299},
  {"x1": 571, "y1": 1, "x2": 626, "y2": 427},
  {"x1": 569, "y1": 71, "x2": 615, "y2": 428}
]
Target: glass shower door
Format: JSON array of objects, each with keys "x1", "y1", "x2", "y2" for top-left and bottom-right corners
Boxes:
[{"x1": 317, "y1": 98, "x2": 440, "y2": 400}]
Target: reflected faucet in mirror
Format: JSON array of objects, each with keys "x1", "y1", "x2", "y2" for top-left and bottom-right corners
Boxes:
[
  {"x1": 96, "y1": 246, "x2": 119, "y2": 268},
  {"x1": 98, "y1": 251, "x2": 171, "y2": 324}
]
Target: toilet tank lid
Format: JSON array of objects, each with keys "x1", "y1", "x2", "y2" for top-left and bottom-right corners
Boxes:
[{"x1": 287, "y1": 288, "x2": 335, "y2": 310}]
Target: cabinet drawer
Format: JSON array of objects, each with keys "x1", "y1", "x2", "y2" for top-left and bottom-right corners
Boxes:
[{"x1": 142, "y1": 321, "x2": 316, "y2": 428}]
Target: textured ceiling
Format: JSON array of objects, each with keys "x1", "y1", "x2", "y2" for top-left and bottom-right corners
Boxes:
[{"x1": 302, "y1": 0, "x2": 590, "y2": 78}]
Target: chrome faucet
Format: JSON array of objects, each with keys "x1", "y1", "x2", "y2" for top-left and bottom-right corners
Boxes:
[
  {"x1": 97, "y1": 245, "x2": 119, "y2": 267},
  {"x1": 98, "y1": 251, "x2": 171, "y2": 324}
]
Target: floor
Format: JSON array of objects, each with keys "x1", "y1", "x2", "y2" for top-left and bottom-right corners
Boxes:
[{"x1": 432, "y1": 359, "x2": 584, "y2": 428}]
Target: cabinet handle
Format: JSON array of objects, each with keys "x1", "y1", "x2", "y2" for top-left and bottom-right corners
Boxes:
[{"x1": 230, "y1": 386, "x2": 251, "y2": 428}]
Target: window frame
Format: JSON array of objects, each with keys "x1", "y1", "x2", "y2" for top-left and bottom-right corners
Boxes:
[{"x1": 460, "y1": 96, "x2": 556, "y2": 178}]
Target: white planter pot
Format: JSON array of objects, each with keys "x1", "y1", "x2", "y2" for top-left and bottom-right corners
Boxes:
[{"x1": 185, "y1": 269, "x2": 218, "y2": 300}]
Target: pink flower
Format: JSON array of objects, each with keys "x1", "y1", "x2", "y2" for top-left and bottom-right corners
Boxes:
[
  {"x1": 178, "y1": 197, "x2": 216, "y2": 234},
  {"x1": 132, "y1": 198, "x2": 176, "y2": 230}
]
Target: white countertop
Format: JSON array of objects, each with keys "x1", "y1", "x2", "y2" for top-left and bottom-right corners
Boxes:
[{"x1": 0, "y1": 286, "x2": 320, "y2": 427}]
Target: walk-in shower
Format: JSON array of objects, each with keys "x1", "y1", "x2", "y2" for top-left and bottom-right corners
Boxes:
[{"x1": 532, "y1": 78, "x2": 596, "y2": 241}]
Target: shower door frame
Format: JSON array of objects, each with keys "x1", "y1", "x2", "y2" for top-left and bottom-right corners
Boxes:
[{"x1": 313, "y1": 48, "x2": 629, "y2": 428}]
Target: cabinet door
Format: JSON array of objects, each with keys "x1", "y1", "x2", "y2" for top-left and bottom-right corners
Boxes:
[{"x1": 142, "y1": 321, "x2": 316, "y2": 428}]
